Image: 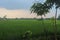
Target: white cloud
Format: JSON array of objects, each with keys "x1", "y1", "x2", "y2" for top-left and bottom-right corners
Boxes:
[
  {"x1": 0, "y1": 8, "x2": 37, "y2": 18},
  {"x1": 0, "y1": 8, "x2": 55, "y2": 18}
]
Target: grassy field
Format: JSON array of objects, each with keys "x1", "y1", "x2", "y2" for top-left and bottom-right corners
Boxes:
[{"x1": 0, "y1": 20, "x2": 60, "y2": 40}]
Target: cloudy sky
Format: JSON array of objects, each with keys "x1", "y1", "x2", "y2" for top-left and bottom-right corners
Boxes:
[
  {"x1": 0, "y1": 0, "x2": 45, "y2": 9},
  {"x1": 0, "y1": 0, "x2": 59, "y2": 18}
]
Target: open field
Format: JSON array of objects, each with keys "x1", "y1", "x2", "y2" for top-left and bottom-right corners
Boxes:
[{"x1": 0, "y1": 20, "x2": 60, "y2": 40}]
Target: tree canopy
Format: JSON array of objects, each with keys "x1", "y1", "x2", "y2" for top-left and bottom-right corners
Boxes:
[
  {"x1": 30, "y1": 2, "x2": 50, "y2": 16},
  {"x1": 45, "y1": 0, "x2": 60, "y2": 8}
]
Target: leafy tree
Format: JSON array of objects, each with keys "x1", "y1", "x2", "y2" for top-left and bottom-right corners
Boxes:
[
  {"x1": 45, "y1": 0, "x2": 60, "y2": 40},
  {"x1": 30, "y1": 2, "x2": 50, "y2": 40},
  {"x1": 30, "y1": 2, "x2": 49, "y2": 19}
]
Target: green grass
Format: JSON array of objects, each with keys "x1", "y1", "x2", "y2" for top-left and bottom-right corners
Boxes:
[{"x1": 0, "y1": 20, "x2": 60, "y2": 40}]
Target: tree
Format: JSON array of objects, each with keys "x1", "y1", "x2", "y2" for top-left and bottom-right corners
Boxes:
[
  {"x1": 45, "y1": 0, "x2": 60, "y2": 40},
  {"x1": 30, "y1": 2, "x2": 49, "y2": 19},
  {"x1": 30, "y1": 2, "x2": 50, "y2": 40}
]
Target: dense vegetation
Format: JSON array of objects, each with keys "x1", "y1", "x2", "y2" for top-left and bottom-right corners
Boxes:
[{"x1": 0, "y1": 20, "x2": 60, "y2": 40}]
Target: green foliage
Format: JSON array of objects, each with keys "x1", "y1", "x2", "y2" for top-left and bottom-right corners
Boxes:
[
  {"x1": 22, "y1": 31, "x2": 32, "y2": 40},
  {"x1": 30, "y1": 2, "x2": 49, "y2": 16},
  {"x1": 45, "y1": 0, "x2": 60, "y2": 8}
]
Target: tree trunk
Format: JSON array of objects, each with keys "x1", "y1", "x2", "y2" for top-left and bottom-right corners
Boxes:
[{"x1": 54, "y1": 7, "x2": 57, "y2": 40}]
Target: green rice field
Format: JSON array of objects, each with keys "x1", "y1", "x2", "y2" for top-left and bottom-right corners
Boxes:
[{"x1": 0, "y1": 20, "x2": 60, "y2": 40}]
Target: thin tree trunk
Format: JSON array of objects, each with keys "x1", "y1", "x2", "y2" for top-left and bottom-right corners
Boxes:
[{"x1": 54, "y1": 7, "x2": 57, "y2": 40}]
